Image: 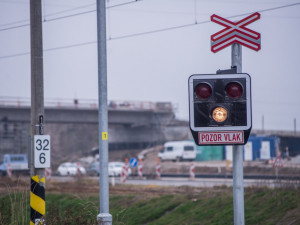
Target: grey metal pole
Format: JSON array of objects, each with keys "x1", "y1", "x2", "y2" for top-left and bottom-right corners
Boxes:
[
  {"x1": 96, "y1": 0, "x2": 112, "y2": 224},
  {"x1": 231, "y1": 43, "x2": 245, "y2": 225},
  {"x1": 30, "y1": 0, "x2": 46, "y2": 223}
]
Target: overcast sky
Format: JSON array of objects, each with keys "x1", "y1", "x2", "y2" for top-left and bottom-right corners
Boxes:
[{"x1": 0, "y1": 0, "x2": 300, "y2": 131}]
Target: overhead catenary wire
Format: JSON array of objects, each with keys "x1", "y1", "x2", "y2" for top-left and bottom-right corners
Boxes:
[
  {"x1": 43, "y1": 0, "x2": 141, "y2": 22},
  {"x1": 44, "y1": 0, "x2": 142, "y2": 22},
  {"x1": 42, "y1": 2, "x2": 95, "y2": 18},
  {"x1": 194, "y1": 0, "x2": 198, "y2": 24},
  {"x1": 0, "y1": 41, "x2": 97, "y2": 60},
  {"x1": 0, "y1": 0, "x2": 298, "y2": 31},
  {"x1": 0, "y1": 0, "x2": 141, "y2": 31},
  {"x1": 107, "y1": 0, "x2": 112, "y2": 39},
  {"x1": 0, "y1": 2, "x2": 300, "y2": 60},
  {"x1": 227, "y1": 2, "x2": 300, "y2": 20}
]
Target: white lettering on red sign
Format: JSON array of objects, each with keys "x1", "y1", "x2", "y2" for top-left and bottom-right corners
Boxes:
[{"x1": 198, "y1": 131, "x2": 244, "y2": 144}]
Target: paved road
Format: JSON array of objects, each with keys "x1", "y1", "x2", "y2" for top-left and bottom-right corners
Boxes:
[
  {"x1": 51, "y1": 176, "x2": 299, "y2": 188},
  {"x1": 115, "y1": 177, "x2": 299, "y2": 188}
]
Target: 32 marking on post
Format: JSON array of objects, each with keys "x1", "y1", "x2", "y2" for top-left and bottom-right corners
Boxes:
[
  {"x1": 34, "y1": 135, "x2": 51, "y2": 168},
  {"x1": 102, "y1": 132, "x2": 108, "y2": 140}
]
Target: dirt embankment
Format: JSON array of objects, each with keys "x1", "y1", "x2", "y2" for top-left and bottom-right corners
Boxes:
[{"x1": 0, "y1": 176, "x2": 213, "y2": 197}]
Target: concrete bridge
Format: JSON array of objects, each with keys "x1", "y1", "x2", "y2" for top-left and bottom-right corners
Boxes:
[
  {"x1": 1, "y1": 98, "x2": 299, "y2": 167},
  {"x1": 0, "y1": 98, "x2": 190, "y2": 166}
]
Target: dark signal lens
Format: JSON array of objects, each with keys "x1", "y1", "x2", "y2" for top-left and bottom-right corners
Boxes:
[
  {"x1": 226, "y1": 82, "x2": 243, "y2": 99},
  {"x1": 195, "y1": 83, "x2": 212, "y2": 100}
]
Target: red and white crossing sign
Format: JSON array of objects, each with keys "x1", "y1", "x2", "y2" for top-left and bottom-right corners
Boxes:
[
  {"x1": 211, "y1": 12, "x2": 261, "y2": 53},
  {"x1": 273, "y1": 157, "x2": 283, "y2": 168}
]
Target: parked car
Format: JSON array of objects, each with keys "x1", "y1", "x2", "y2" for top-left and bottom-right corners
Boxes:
[
  {"x1": 57, "y1": 162, "x2": 86, "y2": 176},
  {"x1": 86, "y1": 162, "x2": 100, "y2": 176},
  {"x1": 158, "y1": 141, "x2": 197, "y2": 162},
  {"x1": 108, "y1": 162, "x2": 131, "y2": 177}
]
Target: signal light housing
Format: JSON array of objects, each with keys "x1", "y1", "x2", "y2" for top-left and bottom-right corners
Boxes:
[
  {"x1": 195, "y1": 83, "x2": 212, "y2": 100},
  {"x1": 226, "y1": 82, "x2": 243, "y2": 99},
  {"x1": 188, "y1": 73, "x2": 252, "y2": 145}
]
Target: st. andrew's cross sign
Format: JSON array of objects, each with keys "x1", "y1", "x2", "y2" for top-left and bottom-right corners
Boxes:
[{"x1": 211, "y1": 12, "x2": 261, "y2": 53}]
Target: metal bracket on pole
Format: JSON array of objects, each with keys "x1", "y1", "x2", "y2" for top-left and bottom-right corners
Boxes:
[
  {"x1": 39, "y1": 114, "x2": 44, "y2": 135},
  {"x1": 216, "y1": 66, "x2": 237, "y2": 74}
]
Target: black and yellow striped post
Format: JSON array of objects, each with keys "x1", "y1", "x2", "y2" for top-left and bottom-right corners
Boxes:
[{"x1": 30, "y1": 175, "x2": 45, "y2": 225}]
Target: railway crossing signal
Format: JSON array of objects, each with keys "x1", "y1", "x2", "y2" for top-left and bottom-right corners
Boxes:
[
  {"x1": 198, "y1": 11, "x2": 261, "y2": 225},
  {"x1": 188, "y1": 73, "x2": 252, "y2": 145}
]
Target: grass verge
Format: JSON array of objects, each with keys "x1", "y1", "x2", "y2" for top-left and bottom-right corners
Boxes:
[{"x1": 0, "y1": 183, "x2": 300, "y2": 225}]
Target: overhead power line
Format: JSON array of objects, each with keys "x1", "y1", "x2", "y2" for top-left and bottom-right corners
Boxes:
[
  {"x1": 0, "y1": 41, "x2": 97, "y2": 60},
  {"x1": 0, "y1": 0, "x2": 141, "y2": 31},
  {"x1": 0, "y1": 1, "x2": 298, "y2": 32},
  {"x1": 0, "y1": 2, "x2": 299, "y2": 60},
  {"x1": 45, "y1": 0, "x2": 141, "y2": 22},
  {"x1": 43, "y1": 3, "x2": 95, "y2": 18},
  {"x1": 1, "y1": 1, "x2": 298, "y2": 32},
  {"x1": 0, "y1": 51, "x2": 30, "y2": 59},
  {"x1": 0, "y1": 2, "x2": 95, "y2": 28},
  {"x1": 0, "y1": 23, "x2": 29, "y2": 32},
  {"x1": 227, "y1": 2, "x2": 300, "y2": 19},
  {"x1": 109, "y1": 21, "x2": 208, "y2": 40}
]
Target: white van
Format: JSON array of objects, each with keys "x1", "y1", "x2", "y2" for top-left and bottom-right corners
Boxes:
[
  {"x1": 0, "y1": 154, "x2": 29, "y2": 176},
  {"x1": 158, "y1": 141, "x2": 197, "y2": 162}
]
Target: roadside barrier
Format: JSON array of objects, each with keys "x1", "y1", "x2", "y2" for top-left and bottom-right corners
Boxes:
[
  {"x1": 190, "y1": 162, "x2": 195, "y2": 180},
  {"x1": 138, "y1": 159, "x2": 143, "y2": 178},
  {"x1": 6, "y1": 163, "x2": 12, "y2": 177},
  {"x1": 45, "y1": 167, "x2": 52, "y2": 180},
  {"x1": 156, "y1": 158, "x2": 161, "y2": 179},
  {"x1": 76, "y1": 162, "x2": 81, "y2": 176},
  {"x1": 121, "y1": 158, "x2": 129, "y2": 183}
]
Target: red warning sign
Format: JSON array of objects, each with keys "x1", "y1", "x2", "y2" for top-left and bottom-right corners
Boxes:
[{"x1": 198, "y1": 131, "x2": 244, "y2": 145}]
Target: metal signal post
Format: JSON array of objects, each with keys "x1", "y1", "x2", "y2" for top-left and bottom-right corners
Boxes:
[
  {"x1": 188, "y1": 12, "x2": 261, "y2": 225},
  {"x1": 231, "y1": 43, "x2": 245, "y2": 225},
  {"x1": 96, "y1": 0, "x2": 112, "y2": 224}
]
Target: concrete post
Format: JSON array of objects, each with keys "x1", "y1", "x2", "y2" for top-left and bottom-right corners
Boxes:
[{"x1": 30, "y1": 0, "x2": 46, "y2": 224}]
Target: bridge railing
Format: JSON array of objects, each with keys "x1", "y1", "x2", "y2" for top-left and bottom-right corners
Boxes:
[{"x1": 0, "y1": 97, "x2": 173, "y2": 112}]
